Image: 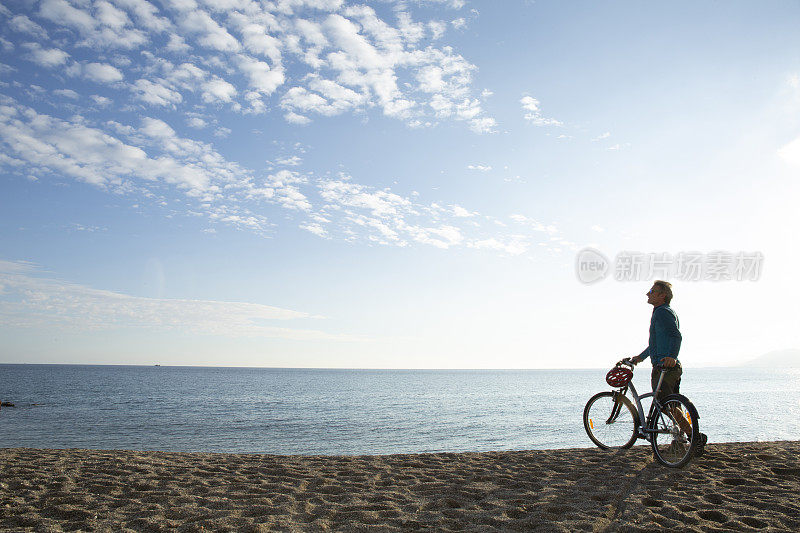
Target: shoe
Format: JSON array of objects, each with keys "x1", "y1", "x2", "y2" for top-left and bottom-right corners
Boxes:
[{"x1": 694, "y1": 433, "x2": 708, "y2": 457}]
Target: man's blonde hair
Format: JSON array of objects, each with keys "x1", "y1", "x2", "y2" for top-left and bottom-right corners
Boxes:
[{"x1": 652, "y1": 280, "x2": 673, "y2": 304}]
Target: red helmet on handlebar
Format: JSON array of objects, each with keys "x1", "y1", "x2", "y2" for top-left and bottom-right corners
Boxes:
[{"x1": 606, "y1": 366, "x2": 633, "y2": 387}]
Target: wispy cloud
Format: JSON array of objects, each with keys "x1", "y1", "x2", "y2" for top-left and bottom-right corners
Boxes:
[
  {"x1": 304, "y1": 176, "x2": 571, "y2": 255},
  {"x1": 3, "y1": 0, "x2": 493, "y2": 130},
  {"x1": 21, "y1": 42, "x2": 69, "y2": 67},
  {"x1": 520, "y1": 95, "x2": 562, "y2": 126},
  {"x1": 0, "y1": 3, "x2": 593, "y2": 259},
  {"x1": 0, "y1": 260, "x2": 362, "y2": 341},
  {"x1": 0, "y1": 93, "x2": 573, "y2": 257}
]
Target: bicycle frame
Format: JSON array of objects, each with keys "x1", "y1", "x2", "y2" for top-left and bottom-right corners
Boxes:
[
  {"x1": 624, "y1": 368, "x2": 668, "y2": 439},
  {"x1": 586, "y1": 360, "x2": 701, "y2": 468}
]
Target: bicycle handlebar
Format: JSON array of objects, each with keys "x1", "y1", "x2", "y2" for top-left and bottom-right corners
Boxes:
[{"x1": 617, "y1": 357, "x2": 672, "y2": 371}]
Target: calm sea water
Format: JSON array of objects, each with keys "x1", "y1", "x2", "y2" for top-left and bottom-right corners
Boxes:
[{"x1": 1, "y1": 365, "x2": 798, "y2": 455}]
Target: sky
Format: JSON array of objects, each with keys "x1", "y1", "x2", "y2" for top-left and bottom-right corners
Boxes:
[{"x1": 1, "y1": 0, "x2": 799, "y2": 369}]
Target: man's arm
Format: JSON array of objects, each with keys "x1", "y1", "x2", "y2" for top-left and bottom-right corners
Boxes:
[{"x1": 631, "y1": 348, "x2": 650, "y2": 365}]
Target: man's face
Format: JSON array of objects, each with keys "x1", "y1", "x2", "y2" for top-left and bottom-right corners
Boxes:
[{"x1": 647, "y1": 286, "x2": 666, "y2": 306}]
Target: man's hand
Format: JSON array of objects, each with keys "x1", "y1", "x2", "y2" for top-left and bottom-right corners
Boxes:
[
  {"x1": 630, "y1": 356, "x2": 642, "y2": 365},
  {"x1": 662, "y1": 356, "x2": 676, "y2": 368}
]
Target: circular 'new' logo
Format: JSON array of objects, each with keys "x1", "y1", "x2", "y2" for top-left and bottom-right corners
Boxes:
[{"x1": 575, "y1": 248, "x2": 609, "y2": 284}]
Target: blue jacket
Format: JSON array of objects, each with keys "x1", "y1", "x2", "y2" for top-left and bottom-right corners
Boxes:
[{"x1": 638, "y1": 304, "x2": 682, "y2": 367}]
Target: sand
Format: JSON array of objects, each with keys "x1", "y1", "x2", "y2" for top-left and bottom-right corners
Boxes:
[{"x1": 0, "y1": 441, "x2": 798, "y2": 532}]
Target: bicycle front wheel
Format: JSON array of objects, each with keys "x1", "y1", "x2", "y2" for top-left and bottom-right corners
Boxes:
[
  {"x1": 650, "y1": 394, "x2": 699, "y2": 468},
  {"x1": 583, "y1": 391, "x2": 639, "y2": 449}
]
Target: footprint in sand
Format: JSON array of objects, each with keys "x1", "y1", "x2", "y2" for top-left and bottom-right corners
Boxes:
[
  {"x1": 641, "y1": 497, "x2": 663, "y2": 508},
  {"x1": 740, "y1": 516, "x2": 769, "y2": 529},
  {"x1": 697, "y1": 509, "x2": 729, "y2": 524},
  {"x1": 771, "y1": 467, "x2": 800, "y2": 477}
]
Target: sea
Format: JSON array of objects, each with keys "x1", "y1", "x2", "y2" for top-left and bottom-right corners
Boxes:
[{"x1": 1, "y1": 365, "x2": 797, "y2": 455}]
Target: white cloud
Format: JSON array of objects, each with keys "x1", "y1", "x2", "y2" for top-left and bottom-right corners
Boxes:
[
  {"x1": 21, "y1": 42, "x2": 70, "y2": 67},
  {"x1": 161, "y1": 32, "x2": 187, "y2": 51},
  {"x1": 306, "y1": 176, "x2": 568, "y2": 254},
  {"x1": 91, "y1": 95, "x2": 112, "y2": 107},
  {"x1": 0, "y1": 4, "x2": 573, "y2": 258},
  {"x1": 39, "y1": 0, "x2": 95, "y2": 34},
  {"x1": 428, "y1": 20, "x2": 447, "y2": 40},
  {"x1": 592, "y1": 132, "x2": 611, "y2": 142},
  {"x1": 202, "y1": 77, "x2": 238, "y2": 103},
  {"x1": 4, "y1": 0, "x2": 493, "y2": 131},
  {"x1": 54, "y1": 89, "x2": 80, "y2": 99},
  {"x1": 230, "y1": 15, "x2": 283, "y2": 62},
  {"x1": 9, "y1": 15, "x2": 48, "y2": 39},
  {"x1": 139, "y1": 116, "x2": 177, "y2": 140},
  {"x1": 284, "y1": 111, "x2": 310, "y2": 124},
  {"x1": 96, "y1": 1, "x2": 130, "y2": 30},
  {"x1": 469, "y1": 116, "x2": 497, "y2": 134},
  {"x1": 0, "y1": 37, "x2": 14, "y2": 52},
  {"x1": 275, "y1": 155, "x2": 303, "y2": 166},
  {"x1": 520, "y1": 96, "x2": 540, "y2": 113},
  {"x1": 187, "y1": 117, "x2": 207, "y2": 128},
  {"x1": 301, "y1": 222, "x2": 327, "y2": 236},
  {"x1": 521, "y1": 95, "x2": 562, "y2": 126},
  {"x1": 83, "y1": 62, "x2": 124, "y2": 83},
  {"x1": 319, "y1": 179, "x2": 412, "y2": 217},
  {"x1": 0, "y1": 94, "x2": 571, "y2": 256},
  {"x1": 236, "y1": 55, "x2": 285, "y2": 95},
  {"x1": 0, "y1": 98, "x2": 248, "y2": 206},
  {"x1": 178, "y1": 9, "x2": 242, "y2": 52},
  {"x1": 114, "y1": 0, "x2": 172, "y2": 33},
  {"x1": 467, "y1": 164, "x2": 491, "y2": 171},
  {"x1": 0, "y1": 260, "x2": 365, "y2": 341},
  {"x1": 295, "y1": 18, "x2": 329, "y2": 48},
  {"x1": 133, "y1": 78, "x2": 183, "y2": 106},
  {"x1": 452, "y1": 205, "x2": 472, "y2": 217}
]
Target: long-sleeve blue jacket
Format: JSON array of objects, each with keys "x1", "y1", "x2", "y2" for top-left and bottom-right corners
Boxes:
[{"x1": 637, "y1": 304, "x2": 682, "y2": 366}]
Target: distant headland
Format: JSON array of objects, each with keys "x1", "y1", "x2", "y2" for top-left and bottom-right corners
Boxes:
[{"x1": 741, "y1": 349, "x2": 800, "y2": 368}]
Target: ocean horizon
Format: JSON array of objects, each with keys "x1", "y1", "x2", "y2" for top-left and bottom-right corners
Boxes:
[{"x1": 2, "y1": 364, "x2": 798, "y2": 455}]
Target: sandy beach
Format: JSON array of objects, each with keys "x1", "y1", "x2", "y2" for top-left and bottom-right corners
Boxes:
[{"x1": 1, "y1": 441, "x2": 798, "y2": 532}]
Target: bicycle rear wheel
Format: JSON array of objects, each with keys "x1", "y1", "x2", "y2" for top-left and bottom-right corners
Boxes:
[
  {"x1": 583, "y1": 391, "x2": 638, "y2": 449},
  {"x1": 650, "y1": 394, "x2": 699, "y2": 468}
]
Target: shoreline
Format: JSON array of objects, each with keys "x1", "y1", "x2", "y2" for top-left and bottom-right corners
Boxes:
[{"x1": 2, "y1": 441, "x2": 798, "y2": 531}]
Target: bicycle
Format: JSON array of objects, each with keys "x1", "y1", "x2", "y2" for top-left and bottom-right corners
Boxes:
[{"x1": 583, "y1": 358, "x2": 701, "y2": 468}]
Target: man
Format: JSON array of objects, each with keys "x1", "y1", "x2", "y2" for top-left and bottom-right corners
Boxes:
[{"x1": 631, "y1": 280, "x2": 707, "y2": 457}]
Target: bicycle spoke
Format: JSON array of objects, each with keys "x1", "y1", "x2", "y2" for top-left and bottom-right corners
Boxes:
[
  {"x1": 584, "y1": 392, "x2": 638, "y2": 449},
  {"x1": 650, "y1": 396, "x2": 698, "y2": 468}
]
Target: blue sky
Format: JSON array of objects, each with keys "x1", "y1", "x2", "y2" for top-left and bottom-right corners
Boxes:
[{"x1": 1, "y1": 0, "x2": 799, "y2": 368}]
